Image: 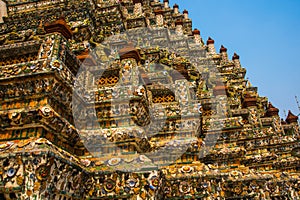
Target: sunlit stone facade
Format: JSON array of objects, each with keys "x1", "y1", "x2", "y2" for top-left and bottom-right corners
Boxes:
[{"x1": 0, "y1": 0, "x2": 299, "y2": 199}]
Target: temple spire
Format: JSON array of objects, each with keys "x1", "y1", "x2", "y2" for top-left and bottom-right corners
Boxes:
[
  {"x1": 220, "y1": 45, "x2": 228, "y2": 61},
  {"x1": 206, "y1": 37, "x2": 216, "y2": 54}
]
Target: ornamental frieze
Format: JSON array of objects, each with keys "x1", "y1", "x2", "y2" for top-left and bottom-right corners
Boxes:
[{"x1": 0, "y1": 0, "x2": 299, "y2": 199}]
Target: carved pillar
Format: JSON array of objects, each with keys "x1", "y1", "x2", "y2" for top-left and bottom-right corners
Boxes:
[
  {"x1": 154, "y1": 9, "x2": 164, "y2": 27},
  {"x1": 133, "y1": 0, "x2": 142, "y2": 16}
]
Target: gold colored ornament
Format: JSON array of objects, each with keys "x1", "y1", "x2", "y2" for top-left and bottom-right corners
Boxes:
[
  {"x1": 33, "y1": 182, "x2": 41, "y2": 191},
  {"x1": 133, "y1": 187, "x2": 140, "y2": 194},
  {"x1": 115, "y1": 186, "x2": 120, "y2": 194},
  {"x1": 140, "y1": 191, "x2": 147, "y2": 200},
  {"x1": 16, "y1": 175, "x2": 24, "y2": 185},
  {"x1": 17, "y1": 140, "x2": 31, "y2": 148},
  {"x1": 16, "y1": 156, "x2": 22, "y2": 165},
  {"x1": 88, "y1": 188, "x2": 94, "y2": 196},
  {"x1": 26, "y1": 190, "x2": 32, "y2": 196},
  {"x1": 169, "y1": 167, "x2": 177, "y2": 174},
  {"x1": 104, "y1": 179, "x2": 116, "y2": 192},
  {"x1": 36, "y1": 165, "x2": 50, "y2": 181}
]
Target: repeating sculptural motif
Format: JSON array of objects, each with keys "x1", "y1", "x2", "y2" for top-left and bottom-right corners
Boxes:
[{"x1": 0, "y1": 0, "x2": 299, "y2": 200}]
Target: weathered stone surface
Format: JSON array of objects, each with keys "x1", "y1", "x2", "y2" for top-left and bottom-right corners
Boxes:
[{"x1": 0, "y1": 0, "x2": 299, "y2": 199}]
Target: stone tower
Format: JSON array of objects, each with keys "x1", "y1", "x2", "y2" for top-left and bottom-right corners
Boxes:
[{"x1": 0, "y1": 0, "x2": 299, "y2": 199}]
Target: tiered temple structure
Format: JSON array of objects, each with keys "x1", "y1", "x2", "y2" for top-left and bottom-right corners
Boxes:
[{"x1": 0, "y1": 0, "x2": 299, "y2": 199}]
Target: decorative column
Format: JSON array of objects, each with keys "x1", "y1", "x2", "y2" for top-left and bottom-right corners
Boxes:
[
  {"x1": 154, "y1": 9, "x2": 164, "y2": 27},
  {"x1": 133, "y1": 0, "x2": 142, "y2": 16}
]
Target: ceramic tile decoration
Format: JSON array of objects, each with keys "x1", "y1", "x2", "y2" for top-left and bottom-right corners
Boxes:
[{"x1": 0, "y1": 0, "x2": 299, "y2": 199}]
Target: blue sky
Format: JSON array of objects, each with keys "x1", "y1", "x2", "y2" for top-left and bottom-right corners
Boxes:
[{"x1": 169, "y1": 0, "x2": 300, "y2": 119}]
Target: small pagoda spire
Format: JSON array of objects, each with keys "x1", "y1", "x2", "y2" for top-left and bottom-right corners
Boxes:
[
  {"x1": 286, "y1": 110, "x2": 298, "y2": 124},
  {"x1": 192, "y1": 29, "x2": 202, "y2": 45},
  {"x1": 220, "y1": 45, "x2": 228, "y2": 61},
  {"x1": 206, "y1": 37, "x2": 214, "y2": 45},
  {"x1": 220, "y1": 45, "x2": 227, "y2": 53},
  {"x1": 266, "y1": 102, "x2": 279, "y2": 117},
  {"x1": 192, "y1": 28, "x2": 200, "y2": 35},
  {"x1": 206, "y1": 37, "x2": 216, "y2": 54},
  {"x1": 232, "y1": 52, "x2": 240, "y2": 60},
  {"x1": 175, "y1": 19, "x2": 183, "y2": 35},
  {"x1": 163, "y1": 0, "x2": 169, "y2": 9},
  {"x1": 232, "y1": 52, "x2": 241, "y2": 68},
  {"x1": 173, "y1": 4, "x2": 179, "y2": 14},
  {"x1": 183, "y1": 9, "x2": 189, "y2": 19},
  {"x1": 247, "y1": 80, "x2": 252, "y2": 88}
]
